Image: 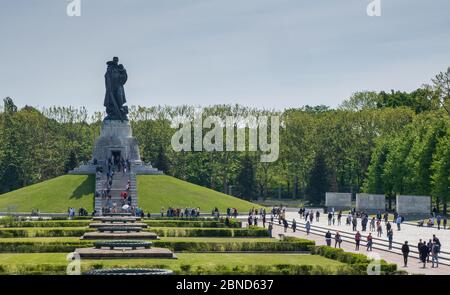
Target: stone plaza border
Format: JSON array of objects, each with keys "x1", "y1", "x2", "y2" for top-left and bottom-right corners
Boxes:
[
  {"x1": 356, "y1": 193, "x2": 385, "y2": 213},
  {"x1": 396, "y1": 195, "x2": 431, "y2": 217},
  {"x1": 325, "y1": 192, "x2": 352, "y2": 210}
]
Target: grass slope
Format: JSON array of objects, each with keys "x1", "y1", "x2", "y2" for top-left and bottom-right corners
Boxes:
[
  {"x1": 0, "y1": 175, "x2": 94, "y2": 213},
  {"x1": 138, "y1": 175, "x2": 260, "y2": 213}
]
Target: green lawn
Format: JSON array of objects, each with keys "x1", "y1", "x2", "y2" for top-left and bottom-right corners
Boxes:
[
  {"x1": 0, "y1": 175, "x2": 94, "y2": 213},
  {"x1": 138, "y1": 175, "x2": 261, "y2": 212},
  {"x1": 0, "y1": 174, "x2": 261, "y2": 213},
  {"x1": 0, "y1": 252, "x2": 343, "y2": 274}
]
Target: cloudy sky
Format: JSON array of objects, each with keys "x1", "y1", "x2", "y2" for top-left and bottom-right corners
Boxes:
[{"x1": 0, "y1": 0, "x2": 449, "y2": 111}]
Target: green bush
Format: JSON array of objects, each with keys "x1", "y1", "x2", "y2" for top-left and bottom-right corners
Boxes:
[
  {"x1": 0, "y1": 228, "x2": 90, "y2": 238},
  {"x1": 154, "y1": 240, "x2": 313, "y2": 252},
  {"x1": 151, "y1": 227, "x2": 267, "y2": 237},
  {"x1": 1, "y1": 221, "x2": 90, "y2": 228},
  {"x1": 144, "y1": 220, "x2": 241, "y2": 228},
  {"x1": 312, "y1": 246, "x2": 400, "y2": 275}
]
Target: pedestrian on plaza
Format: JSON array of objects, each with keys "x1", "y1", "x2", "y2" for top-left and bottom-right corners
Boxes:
[
  {"x1": 283, "y1": 218, "x2": 289, "y2": 233},
  {"x1": 268, "y1": 222, "x2": 273, "y2": 238},
  {"x1": 292, "y1": 219, "x2": 297, "y2": 233},
  {"x1": 305, "y1": 220, "x2": 311, "y2": 235},
  {"x1": 325, "y1": 230, "x2": 332, "y2": 246},
  {"x1": 401, "y1": 241, "x2": 410, "y2": 267},
  {"x1": 419, "y1": 242, "x2": 429, "y2": 268},
  {"x1": 426, "y1": 239, "x2": 433, "y2": 262},
  {"x1": 334, "y1": 231, "x2": 342, "y2": 248},
  {"x1": 355, "y1": 231, "x2": 361, "y2": 251},
  {"x1": 316, "y1": 211, "x2": 320, "y2": 222},
  {"x1": 437, "y1": 215, "x2": 442, "y2": 230},
  {"x1": 327, "y1": 212, "x2": 332, "y2": 225},
  {"x1": 431, "y1": 242, "x2": 440, "y2": 268},
  {"x1": 387, "y1": 229, "x2": 393, "y2": 250},
  {"x1": 370, "y1": 217, "x2": 376, "y2": 232},
  {"x1": 262, "y1": 214, "x2": 266, "y2": 228},
  {"x1": 443, "y1": 217, "x2": 447, "y2": 230},
  {"x1": 386, "y1": 221, "x2": 392, "y2": 234},
  {"x1": 352, "y1": 217, "x2": 357, "y2": 231},
  {"x1": 396, "y1": 215, "x2": 402, "y2": 231},
  {"x1": 337, "y1": 211, "x2": 342, "y2": 225},
  {"x1": 417, "y1": 239, "x2": 424, "y2": 260},
  {"x1": 376, "y1": 221, "x2": 383, "y2": 237},
  {"x1": 366, "y1": 233, "x2": 373, "y2": 251}
]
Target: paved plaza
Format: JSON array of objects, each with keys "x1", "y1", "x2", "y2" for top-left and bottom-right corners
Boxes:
[{"x1": 284, "y1": 211, "x2": 450, "y2": 254}]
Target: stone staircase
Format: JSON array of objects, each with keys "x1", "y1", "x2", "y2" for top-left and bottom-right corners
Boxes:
[{"x1": 94, "y1": 168, "x2": 138, "y2": 215}]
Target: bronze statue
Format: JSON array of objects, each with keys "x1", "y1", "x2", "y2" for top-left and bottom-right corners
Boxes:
[{"x1": 104, "y1": 57, "x2": 128, "y2": 121}]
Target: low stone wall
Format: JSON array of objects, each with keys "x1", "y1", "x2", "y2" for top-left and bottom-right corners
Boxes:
[
  {"x1": 396, "y1": 195, "x2": 431, "y2": 217},
  {"x1": 356, "y1": 193, "x2": 385, "y2": 213},
  {"x1": 325, "y1": 192, "x2": 351, "y2": 210}
]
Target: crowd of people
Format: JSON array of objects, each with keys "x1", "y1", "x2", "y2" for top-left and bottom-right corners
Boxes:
[{"x1": 159, "y1": 207, "x2": 201, "y2": 218}]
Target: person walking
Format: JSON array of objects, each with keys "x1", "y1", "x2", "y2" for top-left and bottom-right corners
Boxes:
[
  {"x1": 366, "y1": 233, "x2": 373, "y2": 251},
  {"x1": 431, "y1": 242, "x2": 440, "y2": 268},
  {"x1": 327, "y1": 212, "x2": 332, "y2": 226},
  {"x1": 262, "y1": 214, "x2": 266, "y2": 228},
  {"x1": 370, "y1": 217, "x2": 376, "y2": 232},
  {"x1": 268, "y1": 222, "x2": 273, "y2": 238},
  {"x1": 355, "y1": 231, "x2": 361, "y2": 251},
  {"x1": 325, "y1": 230, "x2": 332, "y2": 246},
  {"x1": 292, "y1": 219, "x2": 297, "y2": 233},
  {"x1": 401, "y1": 241, "x2": 410, "y2": 267},
  {"x1": 316, "y1": 211, "x2": 320, "y2": 222},
  {"x1": 283, "y1": 218, "x2": 289, "y2": 233},
  {"x1": 305, "y1": 220, "x2": 311, "y2": 235},
  {"x1": 396, "y1": 215, "x2": 402, "y2": 231},
  {"x1": 337, "y1": 211, "x2": 342, "y2": 226},
  {"x1": 387, "y1": 229, "x2": 393, "y2": 250},
  {"x1": 352, "y1": 217, "x2": 358, "y2": 231},
  {"x1": 419, "y1": 242, "x2": 429, "y2": 268},
  {"x1": 443, "y1": 217, "x2": 447, "y2": 230},
  {"x1": 437, "y1": 215, "x2": 442, "y2": 230},
  {"x1": 334, "y1": 231, "x2": 342, "y2": 248}
]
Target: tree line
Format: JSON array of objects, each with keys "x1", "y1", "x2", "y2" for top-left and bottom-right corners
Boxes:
[{"x1": 0, "y1": 68, "x2": 449, "y2": 213}]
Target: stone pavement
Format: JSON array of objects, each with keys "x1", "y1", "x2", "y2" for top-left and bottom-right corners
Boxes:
[
  {"x1": 284, "y1": 211, "x2": 450, "y2": 254},
  {"x1": 254, "y1": 212, "x2": 450, "y2": 275}
]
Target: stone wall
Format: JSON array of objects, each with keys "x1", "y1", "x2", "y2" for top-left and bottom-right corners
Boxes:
[
  {"x1": 356, "y1": 193, "x2": 385, "y2": 213},
  {"x1": 396, "y1": 195, "x2": 431, "y2": 216},
  {"x1": 325, "y1": 192, "x2": 352, "y2": 210}
]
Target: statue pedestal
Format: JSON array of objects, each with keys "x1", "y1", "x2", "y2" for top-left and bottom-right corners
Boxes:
[
  {"x1": 92, "y1": 120, "x2": 140, "y2": 165},
  {"x1": 69, "y1": 120, "x2": 162, "y2": 175}
]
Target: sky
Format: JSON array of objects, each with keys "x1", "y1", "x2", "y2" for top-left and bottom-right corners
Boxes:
[{"x1": 0, "y1": 0, "x2": 449, "y2": 111}]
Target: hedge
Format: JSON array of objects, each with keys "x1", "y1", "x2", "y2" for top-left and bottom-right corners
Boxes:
[
  {"x1": 144, "y1": 220, "x2": 241, "y2": 228},
  {"x1": 0, "y1": 228, "x2": 92, "y2": 238},
  {"x1": 311, "y1": 246, "x2": 402, "y2": 275},
  {"x1": 0, "y1": 239, "x2": 314, "y2": 253},
  {"x1": 152, "y1": 227, "x2": 269, "y2": 237}
]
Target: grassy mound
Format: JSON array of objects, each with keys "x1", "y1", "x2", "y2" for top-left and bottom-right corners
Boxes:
[
  {"x1": 0, "y1": 175, "x2": 94, "y2": 213},
  {"x1": 138, "y1": 175, "x2": 260, "y2": 213}
]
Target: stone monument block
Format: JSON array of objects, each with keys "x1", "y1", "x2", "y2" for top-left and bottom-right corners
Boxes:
[
  {"x1": 325, "y1": 192, "x2": 352, "y2": 210},
  {"x1": 356, "y1": 193, "x2": 385, "y2": 213},
  {"x1": 396, "y1": 195, "x2": 431, "y2": 216}
]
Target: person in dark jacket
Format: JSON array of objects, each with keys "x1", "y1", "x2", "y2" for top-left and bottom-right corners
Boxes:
[
  {"x1": 401, "y1": 241, "x2": 410, "y2": 267},
  {"x1": 419, "y1": 243, "x2": 429, "y2": 268},
  {"x1": 325, "y1": 231, "x2": 332, "y2": 246}
]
